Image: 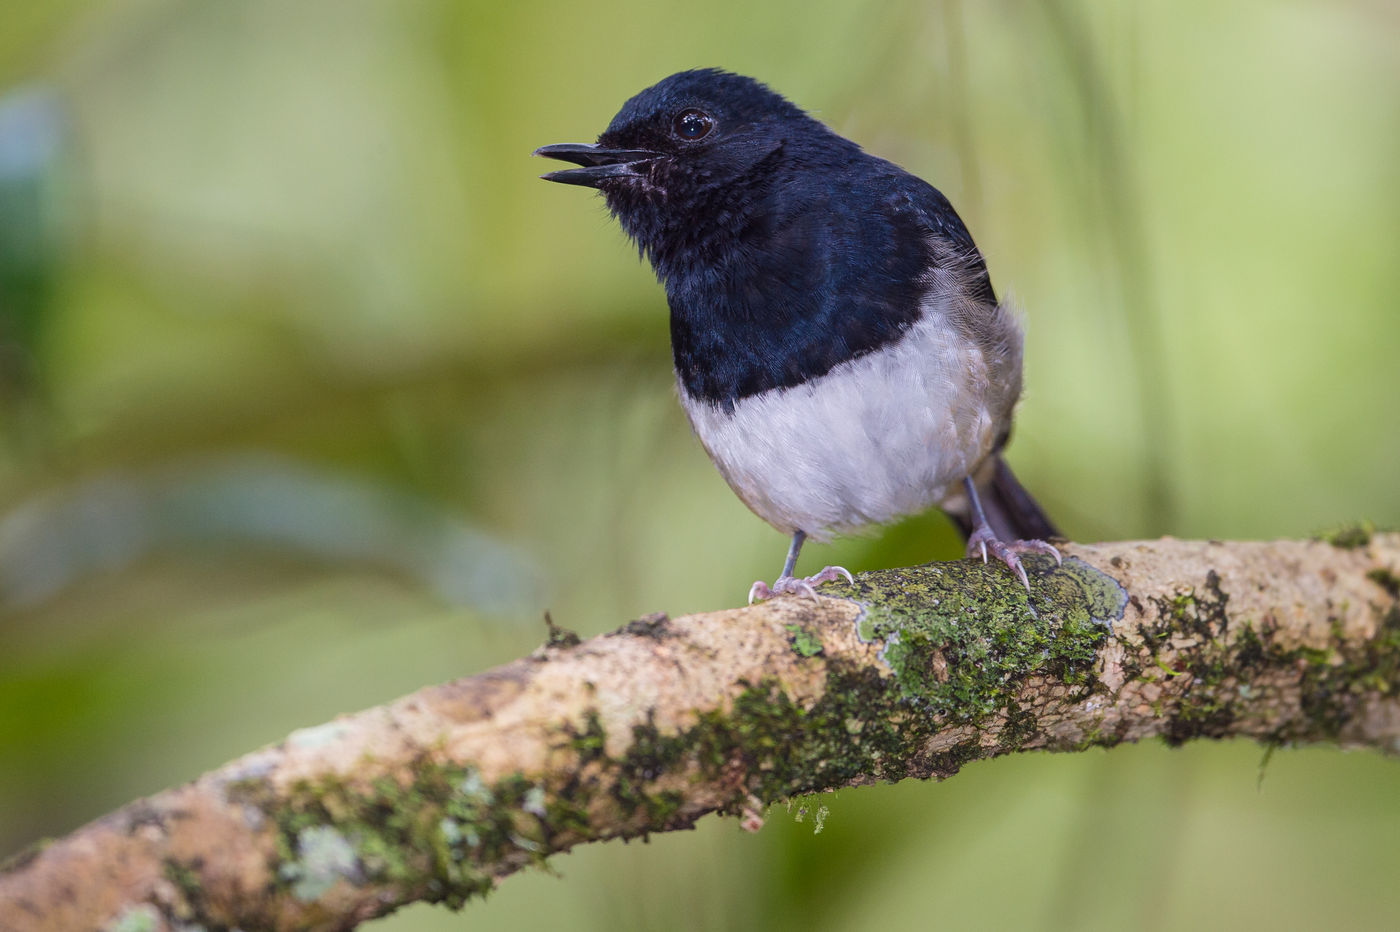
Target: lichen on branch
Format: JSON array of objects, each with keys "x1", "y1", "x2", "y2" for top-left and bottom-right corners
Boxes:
[{"x1": 2, "y1": 535, "x2": 1398, "y2": 932}]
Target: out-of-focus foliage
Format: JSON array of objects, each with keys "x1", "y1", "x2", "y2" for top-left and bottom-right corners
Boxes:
[{"x1": 1, "y1": 1, "x2": 1397, "y2": 929}]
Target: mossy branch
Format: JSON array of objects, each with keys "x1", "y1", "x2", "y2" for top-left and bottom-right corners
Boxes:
[{"x1": 3, "y1": 535, "x2": 1399, "y2": 931}]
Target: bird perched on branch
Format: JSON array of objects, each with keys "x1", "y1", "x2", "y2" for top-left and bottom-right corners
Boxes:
[{"x1": 536, "y1": 69, "x2": 1060, "y2": 601}]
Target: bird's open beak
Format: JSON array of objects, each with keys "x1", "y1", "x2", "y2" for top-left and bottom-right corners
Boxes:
[{"x1": 533, "y1": 143, "x2": 658, "y2": 187}]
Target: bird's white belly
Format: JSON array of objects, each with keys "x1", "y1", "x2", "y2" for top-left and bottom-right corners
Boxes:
[{"x1": 679, "y1": 311, "x2": 1008, "y2": 539}]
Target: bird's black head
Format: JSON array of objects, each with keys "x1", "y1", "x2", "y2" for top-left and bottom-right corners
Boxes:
[{"x1": 535, "y1": 69, "x2": 853, "y2": 277}]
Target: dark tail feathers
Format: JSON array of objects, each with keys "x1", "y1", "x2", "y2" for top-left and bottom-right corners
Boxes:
[{"x1": 949, "y1": 457, "x2": 1060, "y2": 543}]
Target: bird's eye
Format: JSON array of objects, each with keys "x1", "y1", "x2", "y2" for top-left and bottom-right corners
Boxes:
[{"x1": 672, "y1": 108, "x2": 715, "y2": 141}]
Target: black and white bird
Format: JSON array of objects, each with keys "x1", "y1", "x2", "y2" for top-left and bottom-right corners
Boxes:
[{"x1": 535, "y1": 69, "x2": 1060, "y2": 601}]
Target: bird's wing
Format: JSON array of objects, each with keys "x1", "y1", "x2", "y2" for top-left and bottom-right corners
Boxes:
[{"x1": 878, "y1": 172, "x2": 998, "y2": 306}]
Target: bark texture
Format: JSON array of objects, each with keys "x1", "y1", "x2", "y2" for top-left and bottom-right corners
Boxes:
[{"x1": 2, "y1": 534, "x2": 1398, "y2": 931}]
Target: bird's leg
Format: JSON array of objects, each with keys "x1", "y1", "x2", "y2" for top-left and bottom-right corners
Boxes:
[
  {"x1": 963, "y1": 476, "x2": 1061, "y2": 589},
  {"x1": 748, "y1": 530, "x2": 855, "y2": 603}
]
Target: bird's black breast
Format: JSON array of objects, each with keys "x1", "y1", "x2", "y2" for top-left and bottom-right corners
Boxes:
[{"x1": 668, "y1": 176, "x2": 989, "y2": 409}]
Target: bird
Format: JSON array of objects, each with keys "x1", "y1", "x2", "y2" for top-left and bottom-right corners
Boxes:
[{"x1": 535, "y1": 68, "x2": 1060, "y2": 601}]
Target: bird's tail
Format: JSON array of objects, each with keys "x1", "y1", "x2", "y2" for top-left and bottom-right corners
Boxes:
[{"x1": 949, "y1": 456, "x2": 1060, "y2": 542}]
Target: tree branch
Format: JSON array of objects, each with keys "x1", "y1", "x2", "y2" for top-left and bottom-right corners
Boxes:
[{"x1": 3, "y1": 535, "x2": 1398, "y2": 931}]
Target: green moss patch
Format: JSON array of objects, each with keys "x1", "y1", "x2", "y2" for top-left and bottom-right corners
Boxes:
[
  {"x1": 1318, "y1": 521, "x2": 1374, "y2": 549},
  {"x1": 785, "y1": 623, "x2": 825, "y2": 657},
  {"x1": 231, "y1": 761, "x2": 589, "y2": 912},
  {"x1": 1122, "y1": 567, "x2": 1400, "y2": 746},
  {"x1": 836, "y1": 556, "x2": 1122, "y2": 720},
  {"x1": 1367, "y1": 567, "x2": 1400, "y2": 599}
]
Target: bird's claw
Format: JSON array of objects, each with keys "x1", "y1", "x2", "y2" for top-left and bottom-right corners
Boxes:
[
  {"x1": 966, "y1": 529, "x2": 1061, "y2": 590},
  {"x1": 1014, "y1": 539, "x2": 1062, "y2": 564},
  {"x1": 748, "y1": 565, "x2": 854, "y2": 603}
]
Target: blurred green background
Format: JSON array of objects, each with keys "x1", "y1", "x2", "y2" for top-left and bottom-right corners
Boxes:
[{"x1": 2, "y1": 0, "x2": 1398, "y2": 929}]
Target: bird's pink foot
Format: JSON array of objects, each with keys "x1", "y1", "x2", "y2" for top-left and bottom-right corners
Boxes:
[
  {"x1": 966, "y1": 527, "x2": 1061, "y2": 590},
  {"x1": 748, "y1": 565, "x2": 854, "y2": 604}
]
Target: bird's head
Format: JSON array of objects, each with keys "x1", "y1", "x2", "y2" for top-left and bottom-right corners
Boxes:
[{"x1": 535, "y1": 69, "x2": 850, "y2": 275}]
